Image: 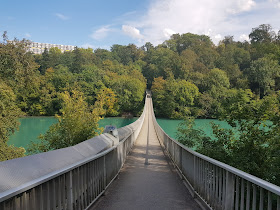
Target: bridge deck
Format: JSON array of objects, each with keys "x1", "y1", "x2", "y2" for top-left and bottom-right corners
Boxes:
[{"x1": 91, "y1": 98, "x2": 201, "y2": 210}]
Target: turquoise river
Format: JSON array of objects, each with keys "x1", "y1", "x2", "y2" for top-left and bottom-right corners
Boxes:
[{"x1": 8, "y1": 117, "x2": 231, "y2": 149}]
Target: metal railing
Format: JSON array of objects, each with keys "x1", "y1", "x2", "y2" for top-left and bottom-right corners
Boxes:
[
  {"x1": 0, "y1": 97, "x2": 147, "y2": 210},
  {"x1": 150, "y1": 98, "x2": 280, "y2": 210}
]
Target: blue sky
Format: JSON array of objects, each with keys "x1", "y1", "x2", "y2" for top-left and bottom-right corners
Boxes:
[{"x1": 1, "y1": 0, "x2": 280, "y2": 49}]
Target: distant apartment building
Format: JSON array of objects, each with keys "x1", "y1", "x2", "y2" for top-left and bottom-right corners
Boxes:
[{"x1": 28, "y1": 42, "x2": 76, "y2": 54}]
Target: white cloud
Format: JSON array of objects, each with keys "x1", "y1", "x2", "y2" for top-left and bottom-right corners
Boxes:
[
  {"x1": 122, "y1": 25, "x2": 144, "y2": 40},
  {"x1": 215, "y1": 34, "x2": 222, "y2": 40},
  {"x1": 239, "y1": 34, "x2": 250, "y2": 42},
  {"x1": 227, "y1": 0, "x2": 256, "y2": 14},
  {"x1": 270, "y1": 0, "x2": 280, "y2": 8},
  {"x1": 55, "y1": 13, "x2": 69, "y2": 20},
  {"x1": 163, "y1": 28, "x2": 176, "y2": 38},
  {"x1": 90, "y1": 26, "x2": 112, "y2": 40},
  {"x1": 121, "y1": 0, "x2": 274, "y2": 45}
]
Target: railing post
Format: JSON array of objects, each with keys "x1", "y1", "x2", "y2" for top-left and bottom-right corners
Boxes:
[
  {"x1": 103, "y1": 155, "x2": 106, "y2": 189},
  {"x1": 193, "y1": 156, "x2": 196, "y2": 194},
  {"x1": 225, "y1": 171, "x2": 235, "y2": 210},
  {"x1": 66, "y1": 171, "x2": 73, "y2": 210}
]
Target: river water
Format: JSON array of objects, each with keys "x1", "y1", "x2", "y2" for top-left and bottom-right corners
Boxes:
[
  {"x1": 8, "y1": 117, "x2": 230, "y2": 149},
  {"x1": 8, "y1": 117, "x2": 137, "y2": 149}
]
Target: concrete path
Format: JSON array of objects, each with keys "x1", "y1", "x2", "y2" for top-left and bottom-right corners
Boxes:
[{"x1": 91, "y1": 98, "x2": 201, "y2": 210}]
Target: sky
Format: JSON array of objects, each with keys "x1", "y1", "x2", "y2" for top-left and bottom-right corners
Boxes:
[{"x1": 1, "y1": 0, "x2": 280, "y2": 49}]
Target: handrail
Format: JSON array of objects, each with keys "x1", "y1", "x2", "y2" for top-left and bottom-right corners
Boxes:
[
  {"x1": 0, "y1": 95, "x2": 148, "y2": 210},
  {"x1": 150, "y1": 98, "x2": 280, "y2": 210}
]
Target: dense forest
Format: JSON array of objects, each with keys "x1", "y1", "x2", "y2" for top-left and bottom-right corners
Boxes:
[{"x1": 1, "y1": 24, "x2": 280, "y2": 185}]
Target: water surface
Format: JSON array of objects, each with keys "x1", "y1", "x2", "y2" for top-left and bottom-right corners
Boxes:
[
  {"x1": 156, "y1": 118, "x2": 232, "y2": 139},
  {"x1": 8, "y1": 117, "x2": 231, "y2": 149},
  {"x1": 8, "y1": 117, "x2": 137, "y2": 149}
]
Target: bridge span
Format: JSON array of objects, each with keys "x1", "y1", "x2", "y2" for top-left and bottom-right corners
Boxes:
[
  {"x1": 0, "y1": 93, "x2": 280, "y2": 210},
  {"x1": 91, "y1": 96, "x2": 201, "y2": 209}
]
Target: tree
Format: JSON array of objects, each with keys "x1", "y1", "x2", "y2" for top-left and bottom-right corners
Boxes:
[
  {"x1": 249, "y1": 24, "x2": 276, "y2": 44},
  {"x1": 96, "y1": 88, "x2": 119, "y2": 116},
  {"x1": 151, "y1": 78, "x2": 199, "y2": 118},
  {"x1": 172, "y1": 80, "x2": 199, "y2": 118},
  {"x1": 70, "y1": 47, "x2": 84, "y2": 73},
  {"x1": 0, "y1": 142, "x2": 25, "y2": 162},
  {"x1": 177, "y1": 91, "x2": 280, "y2": 186},
  {"x1": 202, "y1": 68, "x2": 230, "y2": 94},
  {"x1": 107, "y1": 73, "x2": 146, "y2": 114},
  {"x1": 28, "y1": 90, "x2": 102, "y2": 153},
  {"x1": 151, "y1": 77, "x2": 167, "y2": 116},
  {"x1": 246, "y1": 56, "x2": 280, "y2": 98},
  {"x1": 0, "y1": 81, "x2": 25, "y2": 161},
  {"x1": 143, "y1": 47, "x2": 181, "y2": 87}
]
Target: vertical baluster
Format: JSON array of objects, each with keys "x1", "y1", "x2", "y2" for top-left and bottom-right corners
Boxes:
[
  {"x1": 200, "y1": 159, "x2": 203, "y2": 195},
  {"x1": 40, "y1": 184, "x2": 44, "y2": 210},
  {"x1": 91, "y1": 161, "x2": 94, "y2": 201},
  {"x1": 222, "y1": 170, "x2": 226, "y2": 209},
  {"x1": 86, "y1": 163, "x2": 89, "y2": 206},
  {"x1": 259, "y1": 188, "x2": 263, "y2": 210},
  {"x1": 47, "y1": 182, "x2": 51, "y2": 210},
  {"x1": 219, "y1": 168, "x2": 222, "y2": 207},
  {"x1": 88, "y1": 162, "x2": 91, "y2": 204},
  {"x1": 210, "y1": 163, "x2": 213, "y2": 206},
  {"x1": 203, "y1": 160, "x2": 207, "y2": 199},
  {"x1": 97, "y1": 158, "x2": 100, "y2": 195},
  {"x1": 215, "y1": 166, "x2": 219, "y2": 209},
  {"x1": 277, "y1": 196, "x2": 280, "y2": 210},
  {"x1": 66, "y1": 171, "x2": 73, "y2": 210},
  {"x1": 29, "y1": 188, "x2": 35, "y2": 210},
  {"x1": 62, "y1": 174, "x2": 66, "y2": 210},
  {"x1": 104, "y1": 155, "x2": 106, "y2": 191},
  {"x1": 268, "y1": 191, "x2": 272, "y2": 210},
  {"x1": 58, "y1": 176, "x2": 62, "y2": 210},
  {"x1": 22, "y1": 192, "x2": 26, "y2": 210},
  {"x1": 83, "y1": 165, "x2": 86, "y2": 208},
  {"x1": 252, "y1": 185, "x2": 256, "y2": 210},
  {"x1": 246, "y1": 181, "x2": 251, "y2": 210},
  {"x1": 212, "y1": 164, "x2": 215, "y2": 207},
  {"x1": 15, "y1": 194, "x2": 20, "y2": 210},
  {"x1": 78, "y1": 167, "x2": 82, "y2": 210},
  {"x1": 94, "y1": 160, "x2": 97, "y2": 198},
  {"x1": 193, "y1": 156, "x2": 196, "y2": 192},
  {"x1": 81, "y1": 166, "x2": 85, "y2": 210},
  {"x1": 235, "y1": 177, "x2": 240, "y2": 210},
  {"x1": 240, "y1": 179, "x2": 245, "y2": 210},
  {"x1": 84, "y1": 164, "x2": 87, "y2": 208},
  {"x1": 225, "y1": 172, "x2": 235, "y2": 210},
  {"x1": 52, "y1": 179, "x2": 56, "y2": 209},
  {"x1": 198, "y1": 158, "x2": 201, "y2": 194},
  {"x1": 207, "y1": 162, "x2": 210, "y2": 202}
]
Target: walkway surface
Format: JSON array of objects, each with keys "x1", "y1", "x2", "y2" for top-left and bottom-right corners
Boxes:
[{"x1": 91, "y1": 98, "x2": 201, "y2": 210}]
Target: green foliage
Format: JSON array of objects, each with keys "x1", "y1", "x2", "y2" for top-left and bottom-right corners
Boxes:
[
  {"x1": 2, "y1": 21, "x2": 280, "y2": 175},
  {"x1": 176, "y1": 117, "x2": 211, "y2": 148},
  {"x1": 152, "y1": 77, "x2": 199, "y2": 118},
  {"x1": 107, "y1": 72, "x2": 146, "y2": 114},
  {"x1": 177, "y1": 92, "x2": 280, "y2": 185},
  {"x1": 96, "y1": 87, "x2": 119, "y2": 116},
  {"x1": 0, "y1": 141, "x2": 25, "y2": 162},
  {"x1": 0, "y1": 80, "x2": 25, "y2": 161},
  {"x1": 0, "y1": 81, "x2": 22, "y2": 141},
  {"x1": 28, "y1": 90, "x2": 102, "y2": 153},
  {"x1": 246, "y1": 56, "x2": 280, "y2": 98}
]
